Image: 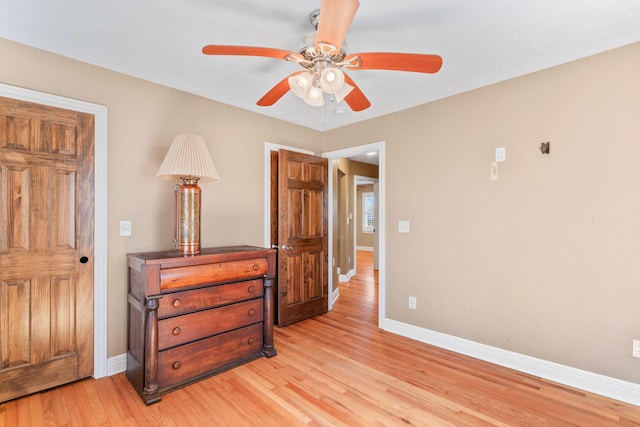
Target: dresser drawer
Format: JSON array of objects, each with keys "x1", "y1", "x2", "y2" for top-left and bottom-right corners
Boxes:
[
  {"x1": 158, "y1": 279, "x2": 263, "y2": 318},
  {"x1": 159, "y1": 258, "x2": 268, "y2": 291},
  {"x1": 157, "y1": 323, "x2": 263, "y2": 389},
  {"x1": 158, "y1": 299, "x2": 263, "y2": 350}
]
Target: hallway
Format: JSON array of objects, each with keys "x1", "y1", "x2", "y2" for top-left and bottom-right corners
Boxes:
[{"x1": 336, "y1": 249, "x2": 378, "y2": 325}]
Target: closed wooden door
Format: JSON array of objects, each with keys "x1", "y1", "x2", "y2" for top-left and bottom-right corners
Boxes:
[
  {"x1": 277, "y1": 150, "x2": 328, "y2": 326},
  {"x1": 0, "y1": 97, "x2": 94, "y2": 402}
]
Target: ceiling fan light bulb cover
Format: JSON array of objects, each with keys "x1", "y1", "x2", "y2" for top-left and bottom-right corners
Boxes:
[
  {"x1": 289, "y1": 72, "x2": 313, "y2": 98},
  {"x1": 304, "y1": 86, "x2": 325, "y2": 106},
  {"x1": 320, "y1": 68, "x2": 345, "y2": 94}
]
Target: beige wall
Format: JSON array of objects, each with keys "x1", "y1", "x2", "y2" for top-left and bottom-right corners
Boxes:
[
  {"x1": 323, "y1": 42, "x2": 640, "y2": 383},
  {"x1": 2, "y1": 36, "x2": 640, "y2": 385},
  {"x1": 0, "y1": 38, "x2": 325, "y2": 357}
]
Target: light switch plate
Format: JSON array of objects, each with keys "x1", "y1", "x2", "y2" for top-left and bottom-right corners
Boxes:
[
  {"x1": 495, "y1": 147, "x2": 506, "y2": 162},
  {"x1": 398, "y1": 220, "x2": 410, "y2": 233},
  {"x1": 120, "y1": 220, "x2": 132, "y2": 237}
]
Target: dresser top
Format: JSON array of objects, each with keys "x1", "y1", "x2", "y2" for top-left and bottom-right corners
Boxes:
[{"x1": 127, "y1": 245, "x2": 272, "y2": 264}]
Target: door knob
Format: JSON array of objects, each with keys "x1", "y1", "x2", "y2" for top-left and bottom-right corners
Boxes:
[{"x1": 272, "y1": 244, "x2": 294, "y2": 250}]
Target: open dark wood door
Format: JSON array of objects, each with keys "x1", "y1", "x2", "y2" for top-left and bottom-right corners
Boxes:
[{"x1": 277, "y1": 150, "x2": 328, "y2": 326}]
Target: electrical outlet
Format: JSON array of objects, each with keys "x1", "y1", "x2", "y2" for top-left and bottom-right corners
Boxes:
[
  {"x1": 633, "y1": 340, "x2": 640, "y2": 358},
  {"x1": 408, "y1": 296, "x2": 417, "y2": 310}
]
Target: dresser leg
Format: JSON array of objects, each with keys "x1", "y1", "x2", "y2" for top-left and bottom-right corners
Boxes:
[
  {"x1": 262, "y1": 276, "x2": 277, "y2": 357},
  {"x1": 143, "y1": 296, "x2": 162, "y2": 398}
]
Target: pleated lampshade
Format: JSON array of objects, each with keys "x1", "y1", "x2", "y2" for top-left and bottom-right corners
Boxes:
[{"x1": 156, "y1": 134, "x2": 219, "y2": 183}]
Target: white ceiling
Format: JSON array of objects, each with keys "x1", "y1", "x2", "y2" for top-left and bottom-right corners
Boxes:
[{"x1": 1, "y1": 0, "x2": 639, "y2": 133}]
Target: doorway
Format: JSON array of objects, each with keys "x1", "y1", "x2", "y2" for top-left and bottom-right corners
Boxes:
[
  {"x1": 354, "y1": 175, "x2": 379, "y2": 270},
  {"x1": 263, "y1": 141, "x2": 385, "y2": 327},
  {"x1": 0, "y1": 83, "x2": 108, "y2": 379},
  {"x1": 323, "y1": 141, "x2": 386, "y2": 327}
]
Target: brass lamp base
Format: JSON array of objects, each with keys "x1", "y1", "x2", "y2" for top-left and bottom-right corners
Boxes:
[{"x1": 174, "y1": 176, "x2": 201, "y2": 255}]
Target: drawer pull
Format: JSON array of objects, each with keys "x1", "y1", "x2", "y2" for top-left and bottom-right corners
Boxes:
[
  {"x1": 247, "y1": 337, "x2": 255, "y2": 345},
  {"x1": 172, "y1": 327, "x2": 181, "y2": 335},
  {"x1": 247, "y1": 285, "x2": 256, "y2": 293},
  {"x1": 172, "y1": 361, "x2": 182, "y2": 370},
  {"x1": 251, "y1": 263, "x2": 259, "y2": 271},
  {"x1": 248, "y1": 308, "x2": 256, "y2": 317},
  {"x1": 172, "y1": 299, "x2": 181, "y2": 307}
]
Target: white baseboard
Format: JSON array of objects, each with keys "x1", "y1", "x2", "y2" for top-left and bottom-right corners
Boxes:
[
  {"x1": 104, "y1": 318, "x2": 640, "y2": 406},
  {"x1": 339, "y1": 269, "x2": 356, "y2": 283},
  {"x1": 356, "y1": 246, "x2": 373, "y2": 251},
  {"x1": 381, "y1": 318, "x2": 640, "y2": 407},
  {"x1": 107, "y1": 353, "x2": 127, "y2": 376},
  {"x1": 330, "y1": 287, "x2": 340, "y2": 309}
]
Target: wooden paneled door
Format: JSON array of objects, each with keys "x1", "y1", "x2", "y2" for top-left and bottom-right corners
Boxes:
[
  {"x1": 276, "y1": 150, "x2": 328, "y2": 326},
  {"x1": 0, "y1": 97, "x2": 94, "y2": 402}
]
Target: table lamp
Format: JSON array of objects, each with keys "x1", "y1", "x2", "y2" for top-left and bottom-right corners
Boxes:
[{"x1": 156, "y1": 134, "x2": 219, "y2": 255}]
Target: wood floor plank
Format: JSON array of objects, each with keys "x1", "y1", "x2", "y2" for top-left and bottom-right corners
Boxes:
[{"x1": 1, "y1": 250, "x2": 639, "y2": 426}]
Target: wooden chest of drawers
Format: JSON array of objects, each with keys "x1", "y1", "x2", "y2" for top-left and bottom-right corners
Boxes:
[{"x1": 125, "y1": 246, "x2": 276, "y2": 405}]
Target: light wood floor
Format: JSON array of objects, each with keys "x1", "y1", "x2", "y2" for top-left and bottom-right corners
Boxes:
[{"x1": 2, "y1": 250, "x2": 639, "y2": 426}]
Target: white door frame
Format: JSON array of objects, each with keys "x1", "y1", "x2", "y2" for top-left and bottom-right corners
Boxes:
[
  {"x1": 0, "y1": 83, "x2": 109, "y2": 379},
  {"x1": 323, "y1": 141, "x2": 386, "y2": 326}
]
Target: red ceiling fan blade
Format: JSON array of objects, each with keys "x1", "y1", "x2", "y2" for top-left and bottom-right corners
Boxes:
[
  {"x1": 315, "y1": 0, "x2": 359, "y2": 52},
  {"x1": 342, "y1": 74, "x2": 370, "y2": 112},
  {"x1": 202, "y1": 45, "x2": 299, "y2": 61},
  {"x1": 346, "y1": 52, "x2": 443, "y2": 74},
  {"x1": 257, "y1": 72, "x2": 303, "y2": 106}
]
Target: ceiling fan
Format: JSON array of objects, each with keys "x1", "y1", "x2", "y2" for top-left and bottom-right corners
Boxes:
[{"x1": 202, "y1": 0, "x2": 442, "y2": 112}]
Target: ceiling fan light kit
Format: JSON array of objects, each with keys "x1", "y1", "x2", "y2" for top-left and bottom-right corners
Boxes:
[
  {"x1": 202, "y1": 0, "x2": 442, "y2": 112},
  {"x1": 287, "y1": 57, "x2": 352, "y2": 106}
]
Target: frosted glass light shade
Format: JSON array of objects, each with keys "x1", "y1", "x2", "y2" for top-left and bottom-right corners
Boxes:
[
  {"x1": 289, "y1": 72, "x2": 313, "y2": 98},
  {"x1": 304, "y1": 86, "x2": 325, "y2": 106},
  {"x1": 156, "y1": 134, "x2": 219, "y2": 183},
  {"x1": 320, "y1": 68, "x2": 345, "y2": 94}
]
